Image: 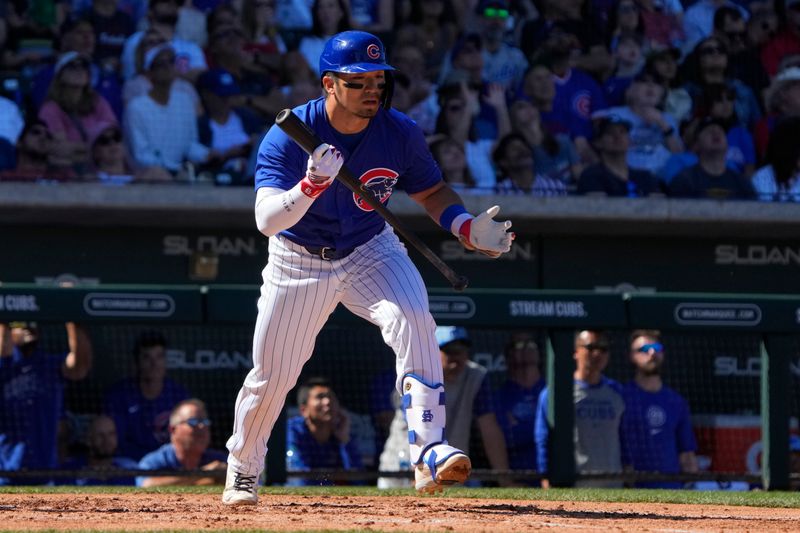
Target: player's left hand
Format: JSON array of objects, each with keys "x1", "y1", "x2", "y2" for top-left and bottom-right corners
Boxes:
[{"x1": 458, "y1": 205, "x2": 514, "y2": 258}]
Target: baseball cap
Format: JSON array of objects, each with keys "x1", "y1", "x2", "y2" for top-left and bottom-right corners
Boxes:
[
  {"x1": 694, "y1": 116, "x2": 727, "y2": 137},
  {"x1": 54, "y1": 51, "x2": 91, "y2": 76},
  {"x1": 593, "y1": 114, "x2": 632, "y2": 137},
  {"x1": 197, "y1": 68, "x2": 241, "y2": 97},
  {"x1": 435, "y1": 326, "x2": 470, "y2": 349},
  {"x1": 143, "y1": 43, "x2": 175, "y2": 71}
]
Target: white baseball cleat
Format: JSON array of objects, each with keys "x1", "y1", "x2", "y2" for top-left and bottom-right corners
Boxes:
[
  {"x1": 414, "y1": 444, "x2": 471, "y2": 494},
  {"x1": 222, "y1": 466, "x2": 259, "y2": 506}
]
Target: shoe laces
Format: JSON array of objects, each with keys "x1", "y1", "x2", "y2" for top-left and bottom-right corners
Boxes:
[{"x1": 233, "y1": 473, "x2": 257, "y2": 492}]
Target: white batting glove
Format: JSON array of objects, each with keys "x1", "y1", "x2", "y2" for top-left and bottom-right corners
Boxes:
[
  {"x1": 300, "y1": 143, "x2": 344, "y2": 198},
  {"x1": 456, "y1": 206, "x2": 515, "y2": 258}
]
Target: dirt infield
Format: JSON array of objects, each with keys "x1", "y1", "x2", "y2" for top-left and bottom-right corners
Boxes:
[{"x1": 3, "y1": 492, "x2": 800, "y2": 532}]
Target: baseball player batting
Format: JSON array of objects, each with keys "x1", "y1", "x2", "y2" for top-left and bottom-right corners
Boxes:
[{"x1": 222, "y1": 30, "x2": 514, "y2": 506}]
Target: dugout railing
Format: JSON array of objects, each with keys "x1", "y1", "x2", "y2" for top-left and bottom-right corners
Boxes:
[{"x1": 0, "y1": 283, "x2": 798, "y2": 490}]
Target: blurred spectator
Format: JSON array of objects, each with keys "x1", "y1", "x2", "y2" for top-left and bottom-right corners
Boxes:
[
  {"x1": 0, "y1": 119, "x2": 78, "y2": 182},
  {"x1": 474, "y1": 0, "x2": 528, "y2": 90},
  {"x1": 752, "y1": 116, "x2": 800, "y2": 201},
  {"x1": 542, "y1": 40, "x2": 608, "y2": 164},
  {"x1": 378, "y1": 326, "x2": 511, "y2": 488},
  {"x1": 699, "y1": 84, "x2": 756, "y2": 177},
  {"x1": 30, "y1": 14, "x2": 124, "y2": 118},
  {"x1": 761, "y1": 0, "x2": 800, "y2": 77},
  {"x1": 0, "y1": 0, "x2": 58, "y2": 72},
  {"x1": 104, "y1": 330, "x2": 190, "y2": 461},
  {"x1": 494, "y1": 333, "x2": 545, "y2": 478},
  {"x1": 0, "y1": 95, "x2": 25, "y2": 145},
  {"x1": 606, "y1": 0, "x2": 646, "y2": 53},
  {"x1": 137, "y1": 398, "x2": 227, "y2": 487},
  {"x1": 682, "y1": 0, "x2": 747, "y2": 56},
  {"x1": 59, "y1": 415, "x2": 138, "y2": 486},
  {"x1": 38, "y1": 51, "x2": 118, "y2": 175},
  {"x1": 755, "y1": 67, "x2": 800, "y2": 161},
  {"x1": 286, "y1": 377, "x2": 363, "y2": 485},
  {"x1": 394, "y1": 0, "x2": 458, "y2": 83},
  {"x1": 390, "y1": 43, "x2": 437, "y2": 133},
  {"x1": 275, "y1": 0, "x2": 314, "y2": 32},
  {"x1": 277, "y1": 50, "x2": 321, "y2": 108},
  {"x1": 535, "y1": 330, "x2": 624, "y2": 488},
  {"x1": 621, "y1": 330, "x2": 698, "y2": 489},
  {"x1": 367, "y1": 368, "x2": 396, "y2": 465},
  {"x1": 122, "y1": 27, "x2": 201, "y2": 112},
  {"x1": 669, "y1": 117, "x2": 756, "y2": 199},
  {"x1": 598, "y1": 70, "x2": 682, "y2": 176},
  {"x1": 124, "y1": 44, "x2": 212, "y2": 174},
  {"x1": 88, "y1": 121, "x2": 173, "y2": 184},
  {"x1": 604, "y1": 35, "x2": 645, "y2": 107},
  {"x1": 645, "y1": 47, "x2": 692, "y2": 125},
  {"x1": 207, "y1": 23, "x2": 286, "y2": 120},
  {"x1": 197, "y1": 68, "x2": 262, "y2": 183},
  {"x1": 429, "y1": 135, "x2": 477, "y2": 191},
  {"x1": 636, "y1": 0, "x2": 685, "y2": 51},
  {"x1": 493, "y1": 132, "x2": 567, "y2": 196},
  {"x1": 683, "y1": 36, "x2": 762, "y2": 129},
  {"x1": 240, "y1": 0, "x2": 287, "y2": 83},
  {"x1": 577, "y1": 115, "x2": 662, "y2": 197},
  {"x1": 0, "y1": 322, "x2": 93, "y2": 485},
  {"x1": 435, "y1": 326, "x2": 510, "y2": 483},
  {"x1": 120, "y1": 0, "x2": 208, "y2": 81},
  {"x1": 349, "y1": 0, "x2": 394, "y2": 34},
  {"x1": 434, "y1": 79, "x2": 509, "y2": 189},
  {"x1": 84, "y1": 0, "x2": 136, "y2": 71},
  {"x1": 509, "y1": 99, "x2": 581, "y2": 190},
  {"x1": 299, "y1": 0, "x2": 351, "y2": 75},
  {"x1": 204, "y1": 3, "x2": 240, "y2": 38},
  {"x1": 519, "y1": 0, "x2": 612, "y2": 80},
  {"x1": 713, "y1": 6, "x2": 769, "y2": 97}
]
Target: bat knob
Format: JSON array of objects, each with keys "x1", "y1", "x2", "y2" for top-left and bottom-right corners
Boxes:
[{"x1": 453, "y1": 276, "x2": 469, "y2": 292}]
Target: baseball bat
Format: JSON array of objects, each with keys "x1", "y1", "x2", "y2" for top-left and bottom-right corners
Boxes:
[{"x1": 275, "y1": 108, "x2": 469, "y2": 292}]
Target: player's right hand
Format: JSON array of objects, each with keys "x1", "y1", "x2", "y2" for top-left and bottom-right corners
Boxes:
[
  {"x1": 300, "y1": 143, "x2": 343, "y2": 198},
  {"x1": 457, "y1": 205, "x2": 514, "y2": 258}
]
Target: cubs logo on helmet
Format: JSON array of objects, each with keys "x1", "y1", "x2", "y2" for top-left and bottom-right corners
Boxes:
[
  {"x1": 367, "y1": 43, "x2": 381, "y2": 59},
  {"x1": 354, "y1": 168, "x2": 399, "y2": 211}
]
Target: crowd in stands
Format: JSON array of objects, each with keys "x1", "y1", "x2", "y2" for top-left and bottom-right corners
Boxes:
[{"x1": 0, "y1": 0, "x2": 799, "y2": 198}]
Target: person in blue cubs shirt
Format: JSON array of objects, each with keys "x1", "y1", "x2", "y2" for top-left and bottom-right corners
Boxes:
[
  {"x1": 620, "y1": 330, "x2": 698, "y2": 488},
  {"x1": 535, "y1": 329, "x2": 625, "y2": 488},
  {"x1": 137, "y1": 399, "x2": 227, "y2": 487},
  {"x1": 0, "y1": 322, "x2": 93, "y2": 485},
  {"x1": 286, "y1": 377, "x2": 363, "y2": 486},
  {"x1": 494, "y1": 332, "x2": 545, "y2": 482},
  {"x1": 59, "y1": 415, "x2": 138, "y2": 486},
  {"x1": 222, "y1": 30, "x2": 515, "y2": 505},
  {"x1": 104, "y1": 330, "x2": 190, "y2": 461}
]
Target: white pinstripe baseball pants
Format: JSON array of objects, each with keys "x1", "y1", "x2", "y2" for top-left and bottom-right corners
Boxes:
[{"x1": 225, "y1": 224, "x2": 443, "y2": 475}]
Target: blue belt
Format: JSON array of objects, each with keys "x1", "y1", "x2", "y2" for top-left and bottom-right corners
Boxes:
[{"x1": 303, "y1": 245, "x2": 356, "y2": 261}]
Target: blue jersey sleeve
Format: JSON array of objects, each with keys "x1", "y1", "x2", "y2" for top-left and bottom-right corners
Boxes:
[
  {"x1": 254, "y1": 121, "x2": 307, "y2": 191},
  {"x1": 393, "y1": 110, "x2": 442, "y2": 194},
  {"x1": 534, "y1": 387, "x2": 550, "y2": 473}
]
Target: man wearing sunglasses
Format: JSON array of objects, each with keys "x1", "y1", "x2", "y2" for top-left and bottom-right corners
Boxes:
[
  {"x1": 137, "y1": 398, "x2": 227, "y2": 487},
  {"x1": 535, "y1": 329, "x2": 625, "y2": 488},
  {"x1": 223, "y1": 30, "x2": 515, "y2": 505},
  {"x1": 620, "y1": 330, "x2": 698, "y2": 488}
]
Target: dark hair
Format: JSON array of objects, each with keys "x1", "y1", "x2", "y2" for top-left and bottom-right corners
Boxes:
[
  {"x1": 434, "y1": 89, "x2": 479, "y2": 142},
  {"x1": 296, "y1": 376, "x2": 333, "y2": 407},
  {"x1": 207, "y1": 4, "x2": 240, "y2": 37},
  {"x1": 629, "y1": 329, "x2": 661, "y2": 346},
  {"x1": 699, "y1": 82, "x2": 738, "y2": 128},
  {"x1": 492, "y1": 132, "x2": 532, "y2": 169},
  {"x1": 713, "y1": 6, "x2": 743, "y2": 31},
  {"x1": 311, "y1": 0, "x2": 350, "y2": 37},
  {"x1": 406, "y1": 0, "x2": 456, "y2": 26},
  {"x1": 133, "y1": 329, "x2": 167, "y2": 357},
  {"x1": 681, "y1": 36, "x2": 730, "y2": 85},
  {"x1": 766, "y1": 117, "x2": 800, "y2": 188},
  {"x1": 18, "y1": 119, "x2": 49, "y2": 144},
  {"x1": 429, "y1": 135, "x2": 476, "y2": 187}
]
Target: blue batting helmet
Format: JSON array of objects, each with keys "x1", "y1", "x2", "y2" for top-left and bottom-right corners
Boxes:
[{"x1": 319, "y1": 31, "x2": 395, "y2": 75}]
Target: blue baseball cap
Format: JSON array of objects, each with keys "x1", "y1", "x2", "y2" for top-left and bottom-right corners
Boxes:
[
  {"x1": 197, "y1": 68, "x2": 241, "y2": 97},
  {"x1": 435, "y1": 326, "x2": 470, "y2": 349}
]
